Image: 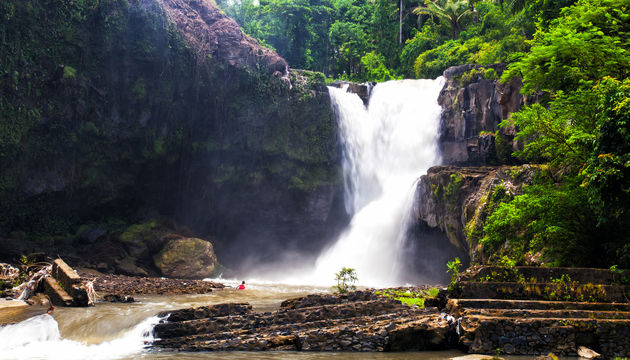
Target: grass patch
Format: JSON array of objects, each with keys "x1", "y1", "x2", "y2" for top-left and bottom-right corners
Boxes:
[{"x1": 375, "y1": 287, "x2": 440, "y2": 308}]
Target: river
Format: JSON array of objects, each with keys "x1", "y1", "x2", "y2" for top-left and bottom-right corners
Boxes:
[{"x1": 0, "y1": 279, "x2": 573, "y2": 360}]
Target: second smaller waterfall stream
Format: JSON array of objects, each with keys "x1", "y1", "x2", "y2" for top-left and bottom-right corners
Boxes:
[{"x1": 312, "y1": 78, "x2": 445, "y2": 287}]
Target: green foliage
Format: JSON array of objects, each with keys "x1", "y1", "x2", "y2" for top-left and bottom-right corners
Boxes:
[
  {"x1": 444, "y1": 173, "x2": 464, "y2": 204},
  {"x1": 62, "y1": 66, "x2": 78, "y2": 79},
  {"x1": 360, "y1": 51, "x2": 399, "y2": 82},
  {"x1": 414, "y1": 39, "x2": 470, "y2": 78},
  {"x1": 333, "y1": 266, "x2": 358, "y2": 293},
  {"x1": 413, "y1": 2, "x2": 528, "y2": 78},
  {"x1": 399, "y1": 26, "x2": 441, "y2": 78},
  {"x1": 375, "y1": 287, "x2": 439, "y2": 307},
  {"x1": 446, "y1": 257, "x2": 462, "y2": 290},
  {"x1": 503, "y1": 0, "x2": 630, "y2": 94},
  {"x1": 457, "y1": 66, "x2": 498, "y2": 86},
  {"x1": 413, "y1": 0, "x2": 474, "y2": 39},
  {"x1": 120, "y1": 219, "x2": 158, "y2": 245},
  {"x1": 481, "y1": 175, "x2": 600, "y2": 266}
]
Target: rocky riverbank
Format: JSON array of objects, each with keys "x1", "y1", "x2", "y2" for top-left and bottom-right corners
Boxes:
[
  {"x1": 148, "y1": 266, "x2": 630, "y2": 358},
  {"x1": 79, "y1": 271, "x2": 224, "y2": 296},
  {"x1": 152, "y1": 290, "x2": 455, "y2": 352}
]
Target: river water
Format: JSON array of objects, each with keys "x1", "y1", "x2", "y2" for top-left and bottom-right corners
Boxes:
[{"x1": 0, "y1": 280, "x2": 569, "y2": 360}]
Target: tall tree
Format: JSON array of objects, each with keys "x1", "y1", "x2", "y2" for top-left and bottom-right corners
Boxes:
[{"x1": 413, "y1": 0, "x2": 473, "y2": 39}]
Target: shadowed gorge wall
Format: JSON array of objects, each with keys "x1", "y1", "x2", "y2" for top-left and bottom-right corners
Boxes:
[{"x1": 0, "y1": 0, "x2": 345, "y2": 270}]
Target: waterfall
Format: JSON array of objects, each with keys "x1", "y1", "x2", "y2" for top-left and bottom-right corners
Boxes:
[{"x1": 313, "y1": 78, "x2": 445, "y2": 287}]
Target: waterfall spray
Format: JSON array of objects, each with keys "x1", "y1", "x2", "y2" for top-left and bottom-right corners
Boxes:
[{"x1": 313, "y1": 78, "x2": 445, "y2": 287}]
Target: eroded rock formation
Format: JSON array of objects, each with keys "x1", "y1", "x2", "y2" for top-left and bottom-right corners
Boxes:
[
  {"x1": 438, "y1": 64, "x2": 525, "y2": 166},
  {"x1": 413, "y1": 165, "x2": 541, "y2": 262},
  {"x1": 152, "y1": 291, "x2": 454, "y2": 352}
]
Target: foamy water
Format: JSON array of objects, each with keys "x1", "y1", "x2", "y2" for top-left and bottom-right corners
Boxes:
[
  {"x1": 0, "y1": 313, "x2": 159, "y2": 360},
  {"x1": 247, "y1": 79, "x2": 444, "y2": 288}
]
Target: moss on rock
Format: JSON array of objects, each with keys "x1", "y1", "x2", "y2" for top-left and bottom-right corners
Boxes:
[{"x1": 153, "y1": 237, "x2": 218, "y2": 279}]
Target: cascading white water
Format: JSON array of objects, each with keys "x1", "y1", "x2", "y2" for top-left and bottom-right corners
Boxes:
[
  {"x1": 312, "y1": 78, "x2": 445, "y2": 287},
  {"x1": 0, "y1": 313, "x2": 160, "y2": 360}
]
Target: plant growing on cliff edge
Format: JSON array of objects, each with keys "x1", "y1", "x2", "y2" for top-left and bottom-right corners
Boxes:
[
  {"x1": 334, "y1": 267, "x2": 358, "y2": 293},
  {"x1": 446, "y1": 257, "x2": 461, "y2": 291}
]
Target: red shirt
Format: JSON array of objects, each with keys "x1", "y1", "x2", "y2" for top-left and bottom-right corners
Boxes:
[{"x1": 238, "y1": 284, "x2": 245, "y2": 290}]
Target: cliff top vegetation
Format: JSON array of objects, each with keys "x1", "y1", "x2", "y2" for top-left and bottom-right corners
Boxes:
[{"x1": 217, "y1": 0, "x2": 630, "y2": 268}]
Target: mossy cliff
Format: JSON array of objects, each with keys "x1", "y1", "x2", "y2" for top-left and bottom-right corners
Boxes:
[
  {"x1": 413, "y1": 165, "x2": 542, "y2": 264},
  {"x1": 0, "y1": 0, "x2": 344, "y2": 270},
  {"x1": 412, "y1": 64, "x2": 533, "y2": 265},
  {"x1": 438, "y1": 64, "x2": 526, "y2": 166}
]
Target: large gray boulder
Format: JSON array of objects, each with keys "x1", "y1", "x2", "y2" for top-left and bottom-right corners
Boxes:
[{"x1": 153, "y1": 237, "x2": 218, "y2": 279}]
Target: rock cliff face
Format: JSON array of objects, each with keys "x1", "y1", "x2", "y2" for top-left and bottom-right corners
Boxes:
[
  {"x1": 0, "y1": 0, "x2": 344, "y2": 272},
  {"x1": 438, "y1": 64, "x2": 525, "y2": 166},
  {"x1": 158, "y1": 0, "x2": 287, "y2": 72},
  {"x1": 413, "y1": 165, "x2": 540, "y2": 263},
  {"x1": 410, "y1": 64, "x2": 536, "y2": 264}
]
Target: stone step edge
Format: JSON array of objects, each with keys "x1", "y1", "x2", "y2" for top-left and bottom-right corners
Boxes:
[
  {"x1": 450, "y1": 298, "x2": 630, "y2": 308},
  {"x1": 42, "y1": 277, "x2": 73, "y2": 306},
  {"x1": 462, "y1": 314, "x2": 630, "y2": 323},
  {"x1": 161, "y1": 299, "x2": 410, "y2": 322},
  {"x1": 459, "y1": 308, "x2": 630, "y2": 319},
  {"x1": 159, "y1": 303, "x2": 426, "y2": 326},
  {"x1": 154, "y1": 310, "x2": 433, "y2": 341},
  {"x1": 159, "y1": 307, "x2": 423, "y2": 327}
]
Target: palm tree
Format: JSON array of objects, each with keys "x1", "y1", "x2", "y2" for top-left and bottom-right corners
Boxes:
[{"x1": 413, "y1": 0, "x2": 473, "y2": 39}]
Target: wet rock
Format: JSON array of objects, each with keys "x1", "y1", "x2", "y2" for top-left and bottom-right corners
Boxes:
[
  {"x1": 328, "y1": 81, "x2": 373, "y2": 105},
  {"x1": 160, "y1": 0, "x2": 288, "y2": 74},
  {"x1": 153, "y1": 237, "x2": 218, "y2": 279},
  {"x1": 534, "y1": 354, "x2": 558, "y2": 360},
  {"x1": 414, "y1": 165, "x2": 540, "y2": 259},
  {"x1": 578, "y1": 346, "x2": 601, "y2": 359},
  {"x1": 79, "y1": 272, "x2": 223, "y2": 296},
  {"x1": 438, "y1": 64, "x2": 525, "y2": 166},
  {"x1": 102, "y1": 294, "x2": 134, "y2": 303},
  {"x1": 77, "y1": 227, "x2": 107, "y2": 245},
  {"x1": 152, "y1": 290, "x2": 445, "y2": 352}
]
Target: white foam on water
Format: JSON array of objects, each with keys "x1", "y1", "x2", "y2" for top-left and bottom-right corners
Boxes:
[{"x1": 0, "y1": 313, "x2": 160, "y2": 360}]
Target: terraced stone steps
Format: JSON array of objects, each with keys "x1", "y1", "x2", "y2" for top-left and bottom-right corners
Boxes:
[
  {"x1": 460, "y1": 266, "x2": 627, "y2": 285},
  {"x1": 457, "y1": 314, "x2": 630, "y2": 356},
  {"x1": 456, "y1": 307, "x2": 630, "y2": 320},
  {"x1": 154, "y1": 309, "x2": 421, "y2": 345},
  {"x1": 449, "y1": 298, "x2": 630, "y2": 311},
  {"x1": 154, "y1": 299, "x2": 416, "y2": 338},
  {"x1": 452, "y1": 266, "x2": 630, "y2": 358},
  {"x1": 459, "y1": 281, "x2": 629, "y2": 302}
]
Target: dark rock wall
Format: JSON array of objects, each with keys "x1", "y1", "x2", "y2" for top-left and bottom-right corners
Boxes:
[
  {"x1": 413, "y1": 165, "x2": 541, "y2": 264},
  {"x1": 438, "y1": 64, "x2": 524, "y2": 166},
  {"x1": 409, "y1": 64, "x2": 533, "y2": 265},
  {"x1": 0, "y1": 0, "x2": 345, "y2": 270}
]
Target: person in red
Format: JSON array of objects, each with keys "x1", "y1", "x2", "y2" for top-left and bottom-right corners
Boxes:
[{"x1": 238, "y1": 281, "x2": 246, "y2": 290}]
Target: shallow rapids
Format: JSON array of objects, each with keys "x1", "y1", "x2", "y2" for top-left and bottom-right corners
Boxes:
[{"x1": 0, "y1": 280, "x2": 325, "y2": 360}]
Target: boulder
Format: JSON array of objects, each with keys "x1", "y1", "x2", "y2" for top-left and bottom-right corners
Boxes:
[
  {"x1": 153, "y1": 238, "x2": 218, "y2": 279},
  {"x1": 577, "y1": 346, "x2": 601, "y2": 359}
]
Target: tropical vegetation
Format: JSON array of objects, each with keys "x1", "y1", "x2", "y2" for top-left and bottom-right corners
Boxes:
[{"x1": 217, "y1": 0, "x2": 630, "y2": 268}]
